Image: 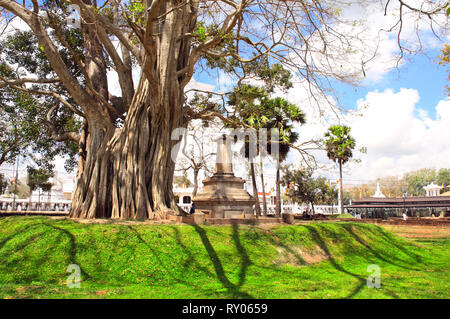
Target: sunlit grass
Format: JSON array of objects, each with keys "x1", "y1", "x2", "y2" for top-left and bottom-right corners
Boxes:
[
  {"x1": 0, "y1": 216, "x2": 448, "y2": 299},
  {"x1": 330, "y1": 213, "x2": 354, "y2": 219}
]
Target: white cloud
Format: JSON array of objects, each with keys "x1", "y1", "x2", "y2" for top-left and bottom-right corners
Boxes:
[
  {"x1": 271, "y1": 79, "x2": 449, "y2": 185},
  {"x1": 185, "y1": 78, "x2": 216, "y2": 93},
  {"x1": 309, "y1": 0, "x2": 449, "y2": 84},
  {"x1": 323, "y1": 88, "x2": 449, "y2": 183},
  {"x1": 0, "y1": 16, "x2": 30, "y2": 37}
]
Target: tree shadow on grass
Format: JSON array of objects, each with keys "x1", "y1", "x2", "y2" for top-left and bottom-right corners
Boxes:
[
  {"x1": 0, "y1": 223, "x2": 46, "y2": 251},
  {"x1": 340, "y1": 224, "x2": 423, "y2": 271},
  {"x1": 0, "y1": 223, "x2": 58, "y2": 285},
  {"x1": 260, "y1": 227, "x2": 308, "y2": 267},
  {"x1": 43, "y1": 223, "x2": 91, "y2": 280},
  {"x1": 231, "y1": 223, "x2": 252, "y2": 288},
  {"x1": 0, "y1": 221, "x2": 90, "y2": 284},
  {"x1": 169, "y1": 226, "x2": 215, "y2": 277},
  {"x1": 301, "y1": 224, "x2": 411, "y2": 299},
  {"x1": 366, "y1": 226, "x2": 424, "y2": 264},
  {"x1": 168, "y1": 224, "x2": 284, "y2": 298},
  {"x1": 192, "y1": 223, "x2": 254, "y2": 298},
  {"x1": 126, "y1": 225, "x2": 218, "y2": 292},
  {"x1": 300, "y1": 224, "x2": 370, "y2": 299}
]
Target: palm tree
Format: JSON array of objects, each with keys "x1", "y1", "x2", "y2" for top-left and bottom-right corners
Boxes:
[
  {"x1": 229, "y1": 87, "x2": 305, "y2": 217},
  {"x1": 242, "y1": 134, "x2": 262, "y2": 216},
  {"x1": 229, "y1": 84, "x2": 268, "y2": 217},
  {"x1": 323, "y1": 125, "x2": 356, "y2": 215},
  {"x1": 264, "y1": 98, "x2": 305, "y2": 216}
]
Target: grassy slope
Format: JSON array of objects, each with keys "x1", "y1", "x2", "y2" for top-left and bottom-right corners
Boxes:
[
  {"x1": 0, "y1": 216, "x2": 448, "y2": 299},
  {"x1": 331, "y1": 213, "x2": 354, "y2": 219}
]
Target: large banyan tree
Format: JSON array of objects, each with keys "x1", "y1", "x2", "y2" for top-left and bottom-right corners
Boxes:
[{"x1": 0, "y1": 0, "x2": 446, "y2": 219}]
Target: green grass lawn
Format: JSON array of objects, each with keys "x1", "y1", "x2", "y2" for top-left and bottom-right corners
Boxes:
[
  {"x1": 330, "y1": 213, "x2": 354, "y2": 219},
  {"x1": 0, "y1": 216, "x2": 448, "y2": 299}
]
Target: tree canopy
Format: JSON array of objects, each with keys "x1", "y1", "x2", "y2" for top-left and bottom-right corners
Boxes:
[
  {"x1": 0, "y1": 0, "x2": 446, "y2": 219},
  {"x1": 324, "y1": 125, "x2": 356, "y2": 166},
  {"x1": 281, "y1": 165, "x2": 334, "y2": 213},
  {"x1": 26, "y1": 166, "x2": 52, "y2": 193},
  {"x1": 0, "y1": 31, "x2": 81, "y2": 171}
]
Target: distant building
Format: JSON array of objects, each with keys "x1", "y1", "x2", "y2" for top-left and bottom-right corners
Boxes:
[
  {"x1": 423, "y1": 183, "x2": 443, "y2": 197},
  {"x1": 29, "y1": 172, "x2": 75, "y2": 202},
  {"x1": 257, "y1": 189, "x2": 277, "y2": 205},
  {"x1": 347, "y1": 195, "x2": 450, "y2": 218},
  {"x1": 372, "y1": 183, "x2": 386, "y2": 198},
  {"x1": 173, "y1": 186, "x2": 195, "y2": 213}
]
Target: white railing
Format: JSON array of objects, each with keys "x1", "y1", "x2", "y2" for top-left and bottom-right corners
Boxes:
[
  {"x1": 179, "y1": 203, "x2": 341, "y2": 215},
  {"x1": 1, "y1": 198, "x2": 341, "y2": 215},
  {"x1": 264, "y1": 204, "x2": 342, "y2": 215},
  {"x1": 0, "y1": 198, "x2": 72, "y2": 212}
]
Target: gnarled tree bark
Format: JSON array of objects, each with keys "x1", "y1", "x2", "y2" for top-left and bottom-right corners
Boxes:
[
  {"x1": 1, "y1": 0, "x2": 438, "y2": 219},
  {"x1": 70, "y1": 1, "x2": 197, "y2": 219}
]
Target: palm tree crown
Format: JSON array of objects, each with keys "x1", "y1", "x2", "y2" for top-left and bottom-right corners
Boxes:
[{"x1": 324, "y1": 125, "x2": 355, "y2": 164}]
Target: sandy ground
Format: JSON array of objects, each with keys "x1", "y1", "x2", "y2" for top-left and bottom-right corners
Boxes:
[{"x1": 381, "y1": 224, "x2": 450, "y2": 238}]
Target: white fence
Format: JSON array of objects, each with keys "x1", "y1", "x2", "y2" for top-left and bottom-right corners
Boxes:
[
  {"x1": 1, "y1": 200, "x2": 341, "y2": 215},
  {"x1": 0, "y1": 198, "x2": 72, "y2": 212},
  {"x1": 179, "y1": 203, "x2": 341, "y2": 215},
  {"x1": 264, "y1": 204, "x2": 341, "y2": 215}
]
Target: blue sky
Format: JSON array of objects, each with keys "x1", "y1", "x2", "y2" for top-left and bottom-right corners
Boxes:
[
  {"x1": 318, "y1": 47, "x2": 449, "y2": 182},
  {"x1": 1, "y1": 1, "x2": 447, "y2": 186},
  {"x1": 333, "y1": 48, "x2": 448, "y2": 118},
  {"x1": 193, "y1": 47, "x2": 448, "y2": 119},
  {"x1": 190, "y1": 42, "x2": 450, "y2": 185}
]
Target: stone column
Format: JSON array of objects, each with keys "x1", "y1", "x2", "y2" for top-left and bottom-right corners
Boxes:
[{"x1": 214, "y1": 134, "x2": 233, "y2": 175}]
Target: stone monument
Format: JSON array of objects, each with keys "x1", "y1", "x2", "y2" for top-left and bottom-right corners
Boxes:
[
  {"x1": 372, "y1": 183, "x2": 386, "y2": 198},
  {"x1": 193, "y1": 134, "x2": 254, "y2": 218}
]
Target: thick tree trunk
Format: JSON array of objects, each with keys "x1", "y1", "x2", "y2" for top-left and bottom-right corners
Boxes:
[
  {"x1": 70, "y1": 79, "x2": 185, "y2": 219},
  {"x1": 70, "y1": 1, "x2": 197, "y2": 219}
]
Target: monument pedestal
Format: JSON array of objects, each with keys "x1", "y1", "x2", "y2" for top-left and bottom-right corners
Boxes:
[
  {"x1": 193, "y1": 173, "x2": 254, "y2": 218},
  {"x1": 193, "y1": 135, "x2": 254, "y2": 218},
  {"x1": 182, "y1": 212, "x2": 206, "y2": 224}
]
